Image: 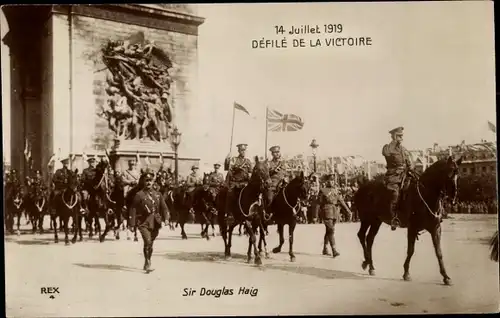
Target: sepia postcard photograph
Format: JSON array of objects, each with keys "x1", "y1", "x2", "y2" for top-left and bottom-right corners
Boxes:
[{"x1": 2, "y1": 2, "x2": 498, "y2": 317}]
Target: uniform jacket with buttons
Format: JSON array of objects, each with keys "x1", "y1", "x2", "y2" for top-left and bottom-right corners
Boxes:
[
  {"x1": 129, "y1": 189, "x2": 169, "y2": 230},
  {"x1": 318, "y1": 186, "x2": 350, "y2": 220}
]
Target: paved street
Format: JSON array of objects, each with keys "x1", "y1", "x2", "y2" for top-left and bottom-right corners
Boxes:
[{"x1": 5, "y1": 214, "x2": 499, "y2": 317}]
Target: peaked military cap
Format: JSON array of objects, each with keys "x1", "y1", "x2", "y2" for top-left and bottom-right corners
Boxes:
[
  {"x1": 192, "y1": 165, "x2": 199, "y2": 170},
  {"x1": 269, "y1": 145, "x2": 280, "y2": 152},
  {"x1": 143, "y1": 172, "x2": 154, "y2": 180},
  {"x1": 236, "y1": 144, "x2": 248, "y2": 151},
  {"x1": 34, "y1": 170, "x2": 41, "y2": 174},
  {"x1": 128, "y1": 159, "x2": 136, "y2": 164},
  {"x1": 389, "y1": 126, "x2": 404, "y2": 135},
  {"x1": 326, "y1": 174, "x2": 335, "y2": 181},
  {"x1": 214, "y1": 163, "x2": 221, "y2": 168},
  {"x1": 60, "y1": 157, "x2": 70, "y2": 163},
  {"x1": 87, "y1": 157, "x2": 96, "y2": 163}
]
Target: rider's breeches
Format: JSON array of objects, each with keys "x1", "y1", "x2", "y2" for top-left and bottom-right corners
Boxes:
[
  {"x1": 387, "y1": 184, "x2": 399, "y2": 214},
  {"x1": 138, "y1": 225, "x2": 159, "y2": 259},
  {"x1": 186, "y1": 191, "x2": 195, "y2": 207},
  {"x1": 323, "y1": 218, "x2": 337, "y2": 250}
]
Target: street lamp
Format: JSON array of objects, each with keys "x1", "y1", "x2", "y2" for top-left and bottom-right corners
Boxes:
[
  {"x1": 309, "y1": 138, "x2": 319, "y2": 173},
  {"x1": 171, "y1": 126, "x2": 182, "y2": 186}
]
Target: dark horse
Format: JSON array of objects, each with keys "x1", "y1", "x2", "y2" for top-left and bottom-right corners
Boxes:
[
  {"x1": 270, "y1": 171, "x2": 310, "y2": 262},
  {"x1": 168, "y1": 183, "x2": 195, "y2": 240},
  {"x1": 155, "y1": 171, "x2": 176, "y2": 231},
  {"x1": 5, "y1": 176, "x2": 24, "y2": 235},
  {"x1": 54, "y1": 169, "x2": 84, "y2": 244},
  {"x1": 353, "y1": 156, "x2": 462, "y2": 285},
  {"x1": 99, "y1": 168, "x2": 126, "y2": 242},
  {"x1": 26, "y1": 181, "x2": 49, "y2": 234},
  {"x1": 217, "y1": 156, "x2": 270, "y2": 265}
]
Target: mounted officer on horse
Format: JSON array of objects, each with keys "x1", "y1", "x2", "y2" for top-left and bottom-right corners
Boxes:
[
  {"x1": 264, "y1": 145, "x2": 289, "y2": 215},
  {"x1": 223, "y1": 143, "x2": 253, "y2": 225},
  {"x1": 382, "y1": 126, "x2": 414, "y2": 230}
]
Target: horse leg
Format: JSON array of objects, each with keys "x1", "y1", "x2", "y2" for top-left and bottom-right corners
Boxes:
[
  {"x1": 211, "y1": 221, "x2": 216, "y2": 237},
  {"x1": 64, "y1": 216, "x2": 70, "y2": 245},
  {"x1": 259, "y1": 223, "x2": 269, "y2": 259},
  {"x1": 288, "y1": 221, "x2": 297, "y2": 262},
  {"x1": 53, "y1": 215, "x2": 59, "y2": 243},
  {"x1": 78, "y1": 213, "x2": 84, "y2": 241},
  {"x1": 71, "y1": 214, "x2": 79, "y2": 244},
  {"x1": 430, "y1": 224, "x2": 452, "y2": 285},
  {"x1": 366, "y1": 220, "x2": 382, "y2": 276},
  {"x1": 100, "y1": 214, "x2": 111, "y2": 243},
  {"x1": 227, "y1": 223, "x2": 236, "y2": 259},
  {"x1": 272, "y1": 223, "x2": 285, "y2": 253},
  {"x1": 220, "y1": 222, "x2": 229, "y2": 259},
  {"x1": 200, "y1": 223, "x2": 205, "y2": 238},
  {"x1": 180, "y1": 221, "x2": 188, "y2": 240},
  {"x1": 39, "y1": 213, "x2": 45, "y2": 234},
  {"x1": 238, "y1": 223, "x2": 243, "y2": 236},
  {"x1": 16, "y1": 212, "x2": 21, "y2": 235},
  {"x1": 357, "y1": 221, "x2": 371, "y2": 269},
  {"x1": 249, "y1": 221, "x2": 262, "y2": 265},
  {"x1": 402, "y1": 226, "x2": 418, "y2": 281},
  {"x1": 134, "y1": 225, "x2": 138, "y2": 242},
  {"x1": 31, "y1": 211, "x2": 37, "y2": 234},
  {"x1": 115, "y1": 211, "x2": 121, "y2": 240},
  {"x1": 204, "y1": 223, "x2": 210, "y2": 241}
]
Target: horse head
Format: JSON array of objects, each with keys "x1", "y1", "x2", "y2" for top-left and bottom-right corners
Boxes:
[
  {"x1": 250, "y1": 155, "x2": 270, "y2": 193},
  {"x1": 289, "y1": 170, "x2": 309, "y2": 201},
  {"x1": 66, "y1": 169, "x2": 80, "y2": 193},
  {"x1": 419, "y1": 156, "x2": 463, "y2": 206}
]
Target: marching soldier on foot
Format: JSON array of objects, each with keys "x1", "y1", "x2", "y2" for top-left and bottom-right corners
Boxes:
[
  {"x1": 382, "y1": 126, "x2": 413, "y2": 230},
  {"x1": 265, "y1": 145, "x2": 288, "y2": 214},
  {"x1": 129, "y1": 172, "x2": 169, "y2": 273},
  {"x1": 319, "y1": 174, "x2": 351, "y2": 258},
  {"x1": 224, "y1": 143, "x2": 253, "y2": 224}
]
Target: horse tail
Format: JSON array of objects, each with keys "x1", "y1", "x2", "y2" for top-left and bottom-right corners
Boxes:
[{"x1": 490, "y1": 230, "x2": 499, "y2": 262}]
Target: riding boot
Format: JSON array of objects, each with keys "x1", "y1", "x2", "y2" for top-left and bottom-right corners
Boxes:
[
  {"x1": 147, "y1": 247, "x2": 153, "y2": 269},
  {"x1": 389, "y1": 191, "x2": 400, "y2": 231},
  {"x1": 322, "y1": 233, "x2": 331, "y2": 256},
  {"x1": 329, "y1": 233, "x2": 340, "y2": 258},
  {"x1": 143, "y1": 247, "x2": 149, "y2": 271}
]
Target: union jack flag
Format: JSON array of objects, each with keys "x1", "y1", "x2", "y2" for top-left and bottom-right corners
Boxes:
[{"x1": 267, "y1": 108, "x2": 304, "y2": 132}]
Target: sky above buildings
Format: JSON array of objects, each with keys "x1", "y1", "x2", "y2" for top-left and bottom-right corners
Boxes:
[
  {"x1": 1, "y1": 2, "x2": 496, "y2": 168},
  {"x1": 194, "y1": 1, "x2": 496, "y2": 164}
]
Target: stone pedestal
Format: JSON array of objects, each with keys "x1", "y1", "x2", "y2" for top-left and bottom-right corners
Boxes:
[{"x1": 110, "y1": 138, "x2": 174, "y2": 172}]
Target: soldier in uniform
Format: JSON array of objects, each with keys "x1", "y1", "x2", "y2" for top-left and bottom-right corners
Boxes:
[
  {"x1": 224, "y1": 143, "x2": 253, "y2": 223},
  {"x1": 318, "y1": 174, "x2": 351, "y2": 257},
  {"x1": 51, "y1": 158, "x2": 71, "y2": 211},
  {"x1": 122, "y1": 159, "x2": 141, "y2": 196},
  {"x1": 309, "y1": 174, "x2": 321, "y2": 223},
  {"x1": 382, "y1": 126, "x2": 413, "y2": 230},
  {"x1": 129, "y1": 172, "x2": 169, "y2": 272},
  {"x1": 265, "y1": 145, "x2": 288, "y2": 213},
  {"x1": 185, "y1": 165, "x2": 201, "y2": 210},
  {"x1": 208, "y1": 163, "x2": 224, "y2": 198},
  {"x1": 80, "y1": 157, "x2": 97, "y2": 202}
]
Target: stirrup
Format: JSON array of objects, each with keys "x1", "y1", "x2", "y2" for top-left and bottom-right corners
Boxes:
[{"x1": 390, "y1": 217, "x2": 400, "y2": 230}]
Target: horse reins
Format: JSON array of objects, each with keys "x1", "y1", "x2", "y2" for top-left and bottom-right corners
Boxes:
[
  {"x1": 13, "y1": 194, "x2": 23, "y2": 210},
  {"x1": 35, "y1": 197, "x2": 46, "y2": 212},
  {"x1": 62, "y1": 189, "x2": 78, "y2": 210},
  {"x1": 282, "y1": 185, "x2": 300, "y2": 215}
]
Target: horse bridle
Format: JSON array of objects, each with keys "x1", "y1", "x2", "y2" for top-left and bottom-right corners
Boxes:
[{"x1": 62, "y1": 189, "x2": 79, "y2": 210}]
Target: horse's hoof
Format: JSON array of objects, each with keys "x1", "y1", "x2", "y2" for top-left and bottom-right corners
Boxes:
[
  {"x1": 255, "y1": 257, "x2": 262, "y2": 266},
  {"x1": 443, "y1": 277, "x2": 452, "y2": 286},
  {"x1": 65, "y1": 241, "x2": 70, "y2": 246},
  {"x1": 361, "y1": 261, "x2": 369, "y2": 270},
  {"x1": 369, "y1": 269, "x2": 376, "y2": 276},
  {"x1": 127, "y1": 237, "x2": 131, "y2": 241},
  {"x1": 182, "y1": 235, "x2": 187, "y2": 240},
  {"x1": 265, "y1": 252, "x2": 270, "y2": 259},
  {"x1": 212, "y1": 233, "x2": 216, "y2": 237},
  {"x1": 247, "y1": 257, "x2": 252, "y2": 264},
  {"x1": 403, "y1": 273, "x2": 411, "y2": 281},
  {"x1": 290, "y1": 255, "x2": 296, "y2": 262},
  {"x1": 116, "y1": 235, "x2": 120, "y2": 240},
  {"x1": 55, "y1": 238, "x2": 59, "y2": 244},
  {"x1": 99, "y1": 236, "x2": 105, "y2": 243},
  {"x1": 272, "y1": 247, "x2": 281, "y2": 254},
  {"x1": 79, "y1": 237, "x2": 83, "y2": 242},
  {"x1": 134, "y1": 237, "x2": 139, "y2": 242},
  {"x1": 225, "y1": 255, "x2": 232, "y2": 261},
  {"x1": 16, "y1": 230, "x2": 20, "y2": 236}
]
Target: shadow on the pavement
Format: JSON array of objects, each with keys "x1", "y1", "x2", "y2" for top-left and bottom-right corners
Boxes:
[
  {"x1": 264, "y1": 264, "x2": 366, "y2": 280},
  {"x1": 164, "y1": 251, "x2": 248, "y2": 263},
  {"x1": 163, "y1": 251, "x2": 366, "y2": 280},
  {"x1": 4, "y1": 237, "x2": 52, "y2": 245},
  {"x1": 156, "y1": 235, "x2": 209, "y2": 241},
  {"x1": 73, "y1": 263, "x2": 144, "y2": 273}
]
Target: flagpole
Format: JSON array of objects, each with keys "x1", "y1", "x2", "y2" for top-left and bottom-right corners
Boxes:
[
  {"x1": 265, "y1": 106, "x2": 269, "y2": 160},
  {"x1": 229, "y1": 103, "x2": 236, "y2": 153}
]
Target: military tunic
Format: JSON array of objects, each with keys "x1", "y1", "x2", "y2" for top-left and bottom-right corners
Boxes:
[
  {"x1": 53, "y1": 168, "x2": 71, "y2": 192},
  {"x1": 122, "y1": 168, "x2": 141, "y2": 195},
  {"x1": 382, "y1": 141, "x2": 412, "y2": 190},
  {"x1": 318, "y1": 187, "x2": 349, "y2": 221},
  {"x1": 225, "y1": 156, "x2": 253, "y2": 189},
  {"x1": 185, "y1": 172, "x2": 201, "y2": 192}
]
